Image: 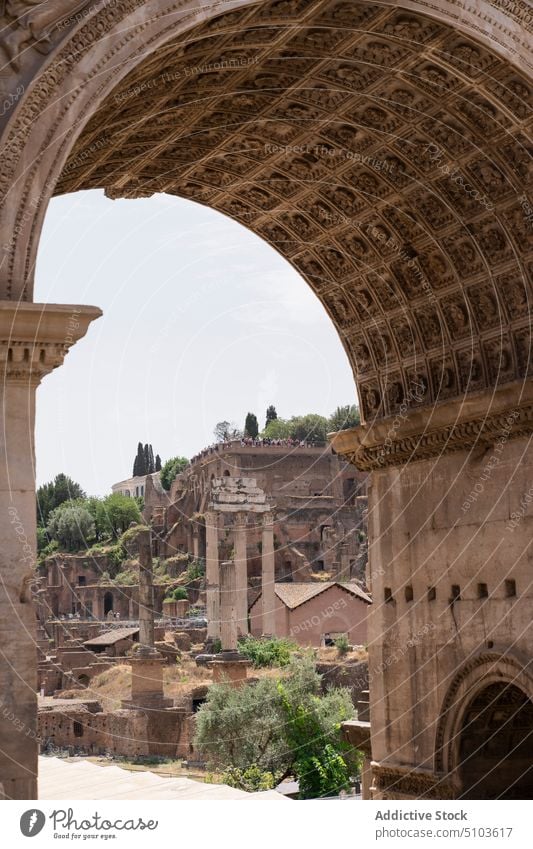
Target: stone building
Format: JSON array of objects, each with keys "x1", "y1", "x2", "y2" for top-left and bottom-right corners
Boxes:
[
  {"x1": 249, "y1": 581, "x2": 371, "y2": 647},
  {"x1": 1, "y1": 0, "x2": 533, "y2": 801},
  {"x1": 145, "y1": 441, "x2": 368, "y2": 582},
  {"x1": 35, "y1": 552, "x2": 167, "y2": 621},
  {"x1": 112, "y1": 471, "x2": 162, "y2": 499}
]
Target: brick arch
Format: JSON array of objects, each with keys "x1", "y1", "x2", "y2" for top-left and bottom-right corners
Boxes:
[{"x1": 0, "y1": 0, "x2": 532, "y2": 423}]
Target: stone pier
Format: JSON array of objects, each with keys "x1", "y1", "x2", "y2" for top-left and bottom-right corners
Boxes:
[
  {"x1": 0, "y1": 303, "x2": 101, "y2": 799},
  {"x1": 122, "y1": 526, "x2": 171, "y2": 710}
]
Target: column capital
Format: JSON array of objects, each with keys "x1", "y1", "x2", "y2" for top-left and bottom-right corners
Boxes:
[
  {"x1": 0, "y1": 301, "x2": 102, "y2": 386},
  {"x1": 234, "y1": 510, "x2": 248, "y2": 527}
]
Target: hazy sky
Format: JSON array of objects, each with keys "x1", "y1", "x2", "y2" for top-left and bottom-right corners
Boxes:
[{"x1": 35, "y1": 190, "x2": 356, "y2": 495}]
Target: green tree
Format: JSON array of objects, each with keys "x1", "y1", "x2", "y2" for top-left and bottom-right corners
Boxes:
[
  {"x1": 262, "y1": 418, "x2": 291, "y2": 439},
  {"x1": 94, "y1": 493, "x2": 142, "y2": 539},
  {"x1": 265, "y1": 405, "x2": 278, "y2": 427},
  {"x1": 46, "y1": 501, "x2": 96, "y2": 552},
  {"x1": 37, "y1": 473, "x2": 86, "y2": 528},
  {"x1": 160, "y1": 456, "x2": 189, "y2": 491},
  {"x1": 133, "y1": 442, "x2": 146, "y2": 476},
  {"x1": 214, "y1": 421, "x2": 242, "y2": 442},
  {"x1": 194, "y1": 655, "x2": 356, "y2": 797},
  {"x1": 328, "y1": 405, "x2": 360, "y2": 432},
  {"x1": 289, "y1": 413, "x2": 328, "y2": 444},
  {"x1": 155, "y1": 454, "x2": 162, "y2": 472},
  {"x1": 244, "y1": 412, "x2": 259, "y2": 439}
]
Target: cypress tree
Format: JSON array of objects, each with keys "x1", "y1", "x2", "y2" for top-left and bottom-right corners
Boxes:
[
  {"x1": 265, "y1": 405, "x2": 278, "y2": 427},
  {"x1": 155, "y1": 454, "x2": 162, "y2": 472},
  {"x1": 135, "y1": 442, "x2": 146, "y2": 476},
  {"x1": 244, "y1": 412, "x2": 259, "y2": 439}
]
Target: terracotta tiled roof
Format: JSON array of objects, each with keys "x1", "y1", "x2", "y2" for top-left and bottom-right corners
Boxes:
[{"x1": 250, "y1": 582, "x2": 372, "y2": 611}]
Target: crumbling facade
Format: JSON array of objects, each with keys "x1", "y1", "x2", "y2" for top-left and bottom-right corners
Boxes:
[{"x1": 146, "y1": 442, "x2": 368, "y2": 583}]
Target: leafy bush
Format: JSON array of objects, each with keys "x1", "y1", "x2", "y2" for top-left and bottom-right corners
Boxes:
[
  {"x1": 238, "y1": 636, "x2": 296, "y2": 668},
  {"x1": 334, "y1": 635, "x2": 350, "y2": 657},
  {"x1": 172, "y1": 587, "x2": 188, "y2": 601},
  {"x1": 221, "y1": 765, "x2": 279, "y2": 792},
  {"x1": 186, "y1": 560, "x2": 205, "y2": 582},
  {"x1": 194, "y1": 655, "x2": 356, "y2": 798},
  {"x1": 113, "y1": 569, "x2": 137, "y2": 586},
  {"x1": 46, "y1": 501, "x2": 96, "y2": 551},
  {"x1": 160, "y1": 456, "x2": 189, "y2": 491}
]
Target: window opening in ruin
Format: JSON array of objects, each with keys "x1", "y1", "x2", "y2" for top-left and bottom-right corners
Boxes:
[
  {"x1": 384, "y1": 587, "x2": 393, "y2": 604},
  {"x1": 477, "y1": 583, "x2": 488, "y2": 599},
  {"x1": 104, "y1": 591, "x2": 113, "y2": 615},
  {"x1": 73, "y1": 721, "x2": 83, "y2": 738},
  {"x1": 428, "y1": 587, "x2": 436, "y2": 602},
  {"x1": 505, "y1": 579, "x2": 517, "y2": 598},
  {"x1": 404, "y1": 585, "x2": 413, "y2": 602}
]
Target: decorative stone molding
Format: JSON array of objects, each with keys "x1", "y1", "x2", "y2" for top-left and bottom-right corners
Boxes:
[
  {"x1": 371, "y1": 762, "x2": 455, "y2": 800},
  {"x1": 1, "y1": 1, "x2": 532, "y2": 419},
  {"x1": 0, "y1": 301, "x2": 102, "y2": 385},
  {"x1": 331, "y1": 380, "x2": 533, "y2": 471},
  {"x1": 434, "y1": 650, "x2": 533, "y2": 776}
]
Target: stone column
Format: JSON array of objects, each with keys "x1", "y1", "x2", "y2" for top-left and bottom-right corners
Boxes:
[
  {"x1": 0, "y1": 301, "x2": 101, "y2": 800},
  {"x1": 205, "y1": 510, "x2": 220, "y2": 641},
  {"x1": 137, "y1": 527, "x2": 155, "y2": 653},
  {"x1": 261, "y1": 511, "x2": 276, "y2": 637},
  {"x1": 211, "y1": 560, "x2": 249, "y2": 687},
  {"x1": 219, "y1": 559, "x2": 238, "y2": 653},
  {"x1": 233, "y1": 512, "x2": 249, "y2": 636},
  {"x1": 192, "y1": 526, "x2": 199, "y2": 560}
]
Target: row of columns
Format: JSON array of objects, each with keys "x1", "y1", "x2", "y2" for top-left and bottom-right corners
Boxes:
[{"x1": 205, "y1": 509, "x2": 276, "y2": 642}]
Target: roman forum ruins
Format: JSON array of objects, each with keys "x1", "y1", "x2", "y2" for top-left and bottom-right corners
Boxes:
[{"x1": 1, "y1": 0, "x2": 533, "y2": 800}]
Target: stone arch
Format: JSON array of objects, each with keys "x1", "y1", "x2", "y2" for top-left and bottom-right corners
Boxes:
[
  {"x1": 103, "y1": 591, "x2": 114, "y2": 616},
  {"x1": 1, "y1": 0, "x2": 533, "y2": 427},
  {"x1": 434, "y1": 652, "x2": 533, "y2": 795}
]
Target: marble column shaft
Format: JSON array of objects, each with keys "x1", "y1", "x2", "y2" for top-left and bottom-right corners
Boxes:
[{"x1": 261, "y1": 512, "x2": 276, "y2": 637}]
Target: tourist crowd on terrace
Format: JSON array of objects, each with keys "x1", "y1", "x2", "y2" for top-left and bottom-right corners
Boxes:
[{"x1": 189, "y1": 436, "x2": 325, "y2": 465}]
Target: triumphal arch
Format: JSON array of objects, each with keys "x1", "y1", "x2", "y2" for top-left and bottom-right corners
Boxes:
[{"x1": 1, "y1": 0, "x2": 533, "y2": 799}]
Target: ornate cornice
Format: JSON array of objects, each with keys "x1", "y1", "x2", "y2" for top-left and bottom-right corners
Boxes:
[
  {"x1": 371, "y1": 762, "x2": 455, "y2": 800},
  {"x1": 331, "y1": 380, "x2": 533, "y2": 471},
  {"x1": 0, "y1": 301, "x2": 102, "y2": 386}
]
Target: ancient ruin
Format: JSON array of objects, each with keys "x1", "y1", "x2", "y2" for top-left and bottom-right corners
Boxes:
[{"x1": 1, "y1": 0, "x2": 533, "y2": 800}]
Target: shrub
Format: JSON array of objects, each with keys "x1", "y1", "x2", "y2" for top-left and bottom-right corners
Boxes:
[
  {"x1": 172, "y1": 587, "x2": 188, "y2": 601},
  {"x1": 221, "y1": 765, "x2": 279, "y2": 792},
  {"x1": 194, "y1": 655, "x2": 356, "y2": 798},
  {"x1": 186, "y1": 560, "x2": 205, "y2": 582},
  {"x1": 238, "y1": 636, "x2": 297, "y2": 668},
  {"x1": 334, "y1": 635, "x2": 350, "y2": 657},
  {"x1": 160, "y1": 456, "x2": 189, "y2": 491},
  {"x1": 46, "y1": 502, "x2": 96, "y2": 551}
]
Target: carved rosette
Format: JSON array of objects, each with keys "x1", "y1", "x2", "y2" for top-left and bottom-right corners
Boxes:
[{"x1": 0, "y1": 302, "x2": 102, "y2": 386}]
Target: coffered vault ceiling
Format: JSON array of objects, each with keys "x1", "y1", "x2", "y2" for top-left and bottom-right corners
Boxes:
[{"x1": 56, "y1": 0, "x2": 533, "y2": 422}]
